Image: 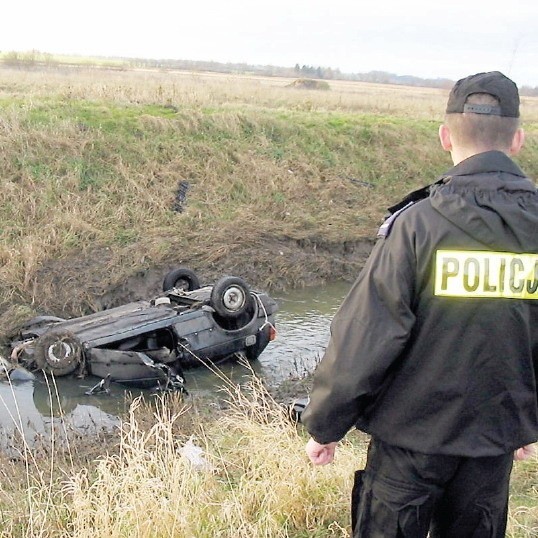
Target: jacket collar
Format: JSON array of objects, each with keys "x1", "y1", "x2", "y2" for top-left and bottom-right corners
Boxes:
[
  {"x1": 443, "y1": 150, "x2": 527, "y2": 179},
  {"x1": 387, "y1": 151, "x2": 532, "y2": 217}
]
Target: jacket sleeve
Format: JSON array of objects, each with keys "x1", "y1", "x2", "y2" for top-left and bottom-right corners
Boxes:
[
  {"x1": 527, "y1": 286, "x2": 537, "y2": 441},
  {"x1": 301, "y1": 219, "x2": 418, "y2": 444}
]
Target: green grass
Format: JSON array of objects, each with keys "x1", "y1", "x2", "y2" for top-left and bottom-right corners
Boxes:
[{"x1": 0, "y1": 101, "x2": 448, "y2": 314}]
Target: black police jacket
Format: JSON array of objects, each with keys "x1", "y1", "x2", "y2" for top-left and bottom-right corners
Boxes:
[{"x1": 301, "y1": 151, "x2": 538, "y2": 457}]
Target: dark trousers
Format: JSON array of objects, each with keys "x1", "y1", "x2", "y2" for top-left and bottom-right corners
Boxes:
[{"x1": 351, "y1": 438, "x2": 514, "y2": 538}]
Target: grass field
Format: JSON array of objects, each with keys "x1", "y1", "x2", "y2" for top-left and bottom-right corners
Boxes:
[
  {"x1": 0, "y1": 64, "x2": 536, "y2": 537},
  {"x1": 1, "y1": 65, "x2": 537, "y2": 321}
]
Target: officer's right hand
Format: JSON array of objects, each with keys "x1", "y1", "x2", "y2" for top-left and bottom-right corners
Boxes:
[{"x1": 305, "y1": 437, "x2": 338, "y2": 465}]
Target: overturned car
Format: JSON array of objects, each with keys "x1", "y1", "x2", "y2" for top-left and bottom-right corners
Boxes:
[{"x1": 10, "y1": 269, "x2": 277, "y2": 391}]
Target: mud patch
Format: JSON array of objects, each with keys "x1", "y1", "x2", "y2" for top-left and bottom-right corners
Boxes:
[
  {"x1": 288, "y1": 79, "x2": 331, "y2": 91},
  {"x1": 26, "y1": 236, "x2": 373, "y2": 319}
]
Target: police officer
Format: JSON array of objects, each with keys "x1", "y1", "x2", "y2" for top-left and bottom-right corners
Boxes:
[{"x1": 301, "y1": 71, "x2": 538, "y2": 537}]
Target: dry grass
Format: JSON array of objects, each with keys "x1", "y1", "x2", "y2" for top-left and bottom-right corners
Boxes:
[
  {"x1": 1, "y1": 66, "x2": 537, "y2": 319},
  {"x1": 2, "y1": 67, "x2": 538, "y2": 123},
  {"x1": 0, "y1": 67, "x2": 449, "y2": 118},
  {"x1": 508, "y1": 451, "x2": 538, "y2": 537},
  {"x1": 0, "y1": 371, "x2": 366, "y2": 537},
  {"x1": 0, "y1": 371, "x2": 119, "y2": 537},
  {"x1": 1, "y1": 65, "x2": 469, "y2": 318},
  {"x1": 0, "y1": 368, "x2": 534, "y2": 537}
]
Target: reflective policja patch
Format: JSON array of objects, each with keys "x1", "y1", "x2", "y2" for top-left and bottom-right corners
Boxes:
[{"x1": 435, "y1": 250, "x2": 538, "y2": 299}]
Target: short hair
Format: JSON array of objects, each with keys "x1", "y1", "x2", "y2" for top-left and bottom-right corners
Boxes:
[{"x1": 445, "y1": 93, "x2": 519, "y2": 151}]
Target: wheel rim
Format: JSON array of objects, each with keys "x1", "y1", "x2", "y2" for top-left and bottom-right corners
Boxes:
[
  {"x1": 47, "y1": 341, "x2": 74, "y2": 365},
  {"x1": 222, "y1": 286, "x2": 246, "y2": 311},
  {"x1": 174, "y1": 278, "x2": 191, "y2": 291}
]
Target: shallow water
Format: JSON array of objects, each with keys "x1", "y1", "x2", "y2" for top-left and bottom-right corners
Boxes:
[{"x1": 0, "y1": 281, "x2": 351, "y2": 450}]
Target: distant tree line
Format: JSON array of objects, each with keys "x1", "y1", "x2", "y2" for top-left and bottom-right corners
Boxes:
[
  {"x1": 520, "y1": 86, "x2": 538, "y2": 97},
  {"x1": 294, "y1": 64, "x2": 342, "y2": 80},
  {"x1": 126, "y1": 57, "x2": 296, "y2": 77},
  {"x1": 1, "y1": 50, "x2": 57, "y2": 67},
  {"x1": 1, "y1": 50, "x2": 537, "y2": 96},
  {"x1": 0, "y1": 49, "x2": 125, "y2": 70}
]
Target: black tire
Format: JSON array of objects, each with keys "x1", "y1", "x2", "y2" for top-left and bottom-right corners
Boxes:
[
  {"x1": 162, "y1": 268, "x2": 201, "y2": 292},
  {"x1": 210, "y1": 276, "x2": 253, "y2": 319},
  {"x1": 34, "y1": 329, "x2": 83, "y2": 376}
]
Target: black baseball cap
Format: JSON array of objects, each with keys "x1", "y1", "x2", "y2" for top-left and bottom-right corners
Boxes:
[{"x1": 446, "y1": 71, "x2": 520, "y2": 118}]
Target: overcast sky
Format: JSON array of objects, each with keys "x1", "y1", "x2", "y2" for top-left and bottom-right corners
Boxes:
[{"x1": 2, "y1": 0, "x2": 537, "y2": 86}]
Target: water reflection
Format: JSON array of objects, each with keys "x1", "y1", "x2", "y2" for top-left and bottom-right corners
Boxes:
[
  {"x1": 0, "y1": 281, "x2": 351, "y2": 450},
  {"x1": 0, "y1": 377, "x2": 123, "y2": 455},
  {"x1": 260, "y1": 281, "x2": 351, "y2": 381}
]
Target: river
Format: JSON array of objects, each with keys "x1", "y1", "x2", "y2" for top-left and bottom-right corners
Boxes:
[{"x1": 0, "y1": 282, "x2": 351, "y2": 452}]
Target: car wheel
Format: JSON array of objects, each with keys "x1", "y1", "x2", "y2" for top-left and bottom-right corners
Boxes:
[
  {"x1": 210, "y1": 276, "x2": 253, "y2": 319},
  {"x1": 162, "y1": 268, "x2": 201, "y2": 292},
  {"x1": 34, "y1": 330, "x2": 84, "y2": 376}
]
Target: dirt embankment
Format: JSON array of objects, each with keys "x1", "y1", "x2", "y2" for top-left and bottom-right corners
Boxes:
[{"x1": 33, "y1": 235, "x2": 374, "y2": 317}]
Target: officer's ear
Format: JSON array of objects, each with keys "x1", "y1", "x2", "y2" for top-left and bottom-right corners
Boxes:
[
  {"x1": 439, "y1": 124, "x2": 453, "y2": 152},
  {"x1": 509, "y1": 128, "x2": 525, "y2": 156}
]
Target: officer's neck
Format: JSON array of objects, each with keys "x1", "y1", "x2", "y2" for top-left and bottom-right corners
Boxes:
[{"x1": 450, "y1": 147, "x2": 509, "y2": 165}]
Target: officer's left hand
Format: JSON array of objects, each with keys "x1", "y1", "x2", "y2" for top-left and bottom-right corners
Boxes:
[{"x1": 514, "y1": 444, "x2": 536, "y2": 461}]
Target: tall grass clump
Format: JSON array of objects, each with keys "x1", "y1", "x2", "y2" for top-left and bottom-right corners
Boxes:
[
  {"x1": 63, "y1": 375, "x2": 364, "y2": 538},
  {"x1": 17, "y1": 375, "x2": 538, "y2": 537},
  {"x1": 508, "y1": 456, "x2": 538, "y2": 537},
  {"x1": 0, "y1": 369, "x2": 118, "y2": 537},
  {"x1": 0, "y1": 364, "x2": 535, "y2": 537}
]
